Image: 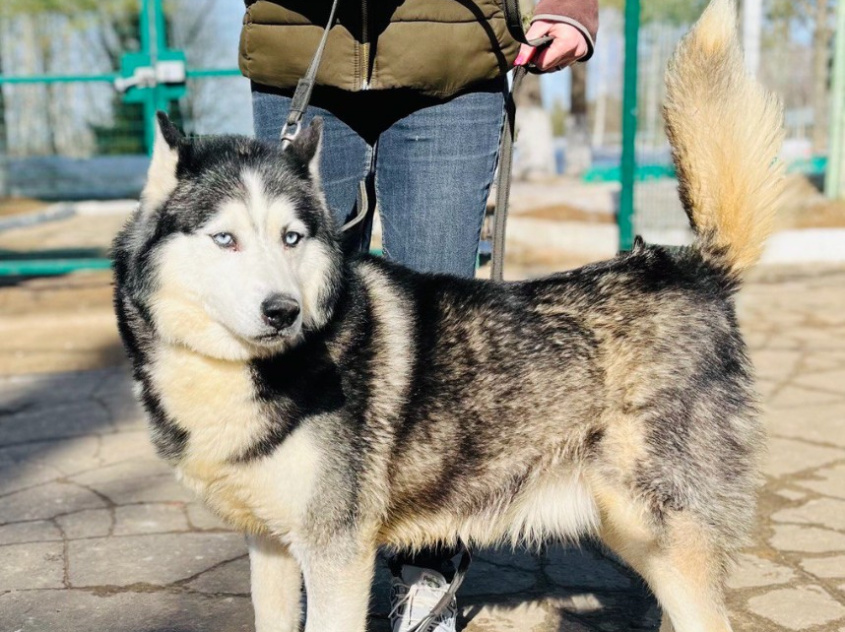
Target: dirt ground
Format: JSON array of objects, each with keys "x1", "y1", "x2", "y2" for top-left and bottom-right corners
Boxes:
[
  {"x1": 776, "y1": 174, "x2": 845, "y2": 229},
  {"x1": 0, "y1": 197, "x2": 47, "y2": 219},
  {"x1": 0, "y1": 209, "x2": 127, "y2": 252},
  {"x1": 0, "y1": 271, "x2": 123, "y2": 375}
]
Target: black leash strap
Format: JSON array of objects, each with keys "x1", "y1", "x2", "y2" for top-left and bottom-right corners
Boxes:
[
  {"x1": 279, "y1": 0, "x2": 373, "y2": 234},
  {"x1": 405, "y1": 546, "x2": 473, "y2": 632},
  {"x1": 279, "y1": 0, "x2": 341, "y2": 148},
  {"x1": 502, "y1": 0, "x2": 536, "y2": 46},
  {"x1": 341, "y1": 144, "x2": 378, "y2": 234},
  {"x1": 491, "y1": 1, "x2": 552, "y2": 281}
]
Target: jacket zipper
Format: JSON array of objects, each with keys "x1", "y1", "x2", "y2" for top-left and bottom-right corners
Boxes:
[{"x1": 361, "y1": 0, "x2": 370, "y2": 89}]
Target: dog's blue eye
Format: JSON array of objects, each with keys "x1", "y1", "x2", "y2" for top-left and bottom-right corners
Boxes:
[
  {"x1": 284, "y1": 231, "x2": 303, "y2": 247},
  {"x1": 212, "y1": 232, "x2": 236, "y2": 248}
]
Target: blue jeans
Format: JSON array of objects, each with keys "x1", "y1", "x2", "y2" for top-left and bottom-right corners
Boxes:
[
  {"x1": 253, "y1": 82, "x2": 505, "y2": 577},
  {"x1": 252, "y1": 81, "x2": 506, "y2": 279}
]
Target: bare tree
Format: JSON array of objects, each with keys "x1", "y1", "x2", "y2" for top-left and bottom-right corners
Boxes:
[
  {"x1": 768, "y1": 0, "x2": 834, "y2": 152},
  {"x1": 512, "y1": 0, "x2": 557, "y2": 179},
  {"x1": 811, "y1": 0, "x2": 832, "y2": 152},
  {"x1": 565, "y1": 61, "x2": 591, "y2": 175},
  {"x1": 167, "y1": 0, "x2": 224, "y2": 134}
]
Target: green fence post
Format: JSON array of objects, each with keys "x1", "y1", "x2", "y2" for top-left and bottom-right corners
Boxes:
[
  {"x1": 825, "y1": 0, "x2": 845, "y2": 199},
  {"x1": 150, "y1": 0, "x2": 172, "y2": 127},
  {"x1": 140, "y1": 0, "x2": 157, "y2": 154},
  {"x1": 618, "y1": 0, "x2": 640, "y2": 251},
  {"x1": 138, "y1": 0, "x2": 168, "y2": 154}
]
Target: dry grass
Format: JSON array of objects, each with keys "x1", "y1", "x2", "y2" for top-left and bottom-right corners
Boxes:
[
  {"x1": 0, "y1": 197, "x2": 47, "y2": 219},
  {"x1": 503, "y1": 247, "x2": 601, "y2": 278},
  {"x1": 518, "y1": 203, "x2": 614, "y2": 224},
  {"x1": 0, "y1": 212, "x2": 128, "y2": 252},
  {"x1": 776, "y1": 175, "x2": 845, "y2": 230},
  {"x1": 0, "y1": 271, "x2": 124, "y2": 376}
]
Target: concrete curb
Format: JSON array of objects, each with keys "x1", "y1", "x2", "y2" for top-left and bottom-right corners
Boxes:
[
  {"x1": 761, "y1": 229, "x2": 845, "y2": 264},
  {"x1": 0, "y1": 204, "x2": 75, "y2": 233},
  {"x1": 0, "y1": 199, "x2": 138, "y2": 235},
  {"x1": 508, "y1": 220, "x2": 845, "y2": 267}
]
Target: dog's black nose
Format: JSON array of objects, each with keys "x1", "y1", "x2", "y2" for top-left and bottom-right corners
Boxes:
[{"x1": 261, "y1": 294, "x2": 301, "y2": 330}]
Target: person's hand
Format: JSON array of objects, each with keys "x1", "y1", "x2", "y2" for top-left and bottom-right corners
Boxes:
[{"x1": 514, "y1": 20, "x2": 589, "y2": 73}]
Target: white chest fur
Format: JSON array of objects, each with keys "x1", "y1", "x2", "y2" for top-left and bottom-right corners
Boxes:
[{"x1": 150, "y1": 345, "x2": 321, "y2": 536}]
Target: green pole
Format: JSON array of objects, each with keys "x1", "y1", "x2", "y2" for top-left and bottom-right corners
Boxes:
[
  {"x1": 0, "y1": 259, "x2": 112, "y2": 276},
  {"x1": 619, "y1": 0, "x2": 640, "y2": 251},
  {"x1": 186, "y1": 69, "x2": 243, "y2": 79},
  {"x1": 0, "y1": 74, "x2": 118, "y2": 84},
  {"x1": 139, "y1": 0, "x2": 163, "y2": 155},
  {"x1": 153, "y1": 0, "x2": 167, "y2": 52},
  {"x1": 151, "y1": 0, "x2": 171, "y2": 145},
  {"x1": 139, "y1": 0, "x2": 153, "y2": 154},
  {"x1": 139, "y1": 0, "x2": 151, "y2": 53},
  {"x1": 825, "y1": 0, "x2": 845, "y2": 199}
]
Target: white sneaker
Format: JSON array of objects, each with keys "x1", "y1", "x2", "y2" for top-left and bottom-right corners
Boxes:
[{"x1": 389, "y1": 565, "x2": 458, "y2": 632}]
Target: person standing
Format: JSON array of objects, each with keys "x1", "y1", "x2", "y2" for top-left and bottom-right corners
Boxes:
[{"x1": 239, "y1": 1, "x2": 598, "y2": 629}]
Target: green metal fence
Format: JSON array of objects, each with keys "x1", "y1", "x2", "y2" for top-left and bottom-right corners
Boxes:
[
  {"x1": 618, "y1": 0, "x2": 640, "y2": 252},
  {"x1": 618, "y1": 1, "x2": 699, "y2": 251},
  {"x1": 0, "y1": 0, "x2": 243, "y2": 275},
  {"x1": 618, "y1": 0, "x2": 836, "y2": 250},
  {"x1": 1, "y1": 1, "x2": 834, "y2": 273}
]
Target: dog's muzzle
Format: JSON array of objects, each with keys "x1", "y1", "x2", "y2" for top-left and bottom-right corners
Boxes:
[{"x1": 261, "y1": 294, "x2": 301, "y2": 331}]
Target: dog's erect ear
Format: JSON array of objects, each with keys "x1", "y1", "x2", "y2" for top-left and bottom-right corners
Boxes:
[
  {"x1": 142, "y1": 112, "x2": 184, "y2": 210},
  {"x1": 288, "y1": 117, "x2": 323, "y2": 181},
  {"x1": 156, "y1": 111, "x2": 183, "y2": 149}
]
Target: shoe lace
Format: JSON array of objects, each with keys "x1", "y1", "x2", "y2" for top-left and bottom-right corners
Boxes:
[
  {"x1": 389, "y1": 577, "x2": 456, "y2": 630},
  {"x1": 388, "y1": 589, "x2": 411, "y2": 621},
  {"x1": 389, "y1": 583, "x2": 410, "y2": 620}
]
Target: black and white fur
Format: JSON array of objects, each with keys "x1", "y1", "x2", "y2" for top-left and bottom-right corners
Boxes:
[{"x1": 113, "y1": 2, "x2": 784, "y2": 630}]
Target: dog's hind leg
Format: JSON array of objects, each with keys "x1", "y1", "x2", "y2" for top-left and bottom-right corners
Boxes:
[
  {"x1": 248, "y1": 534, "x2": 304, "y2": 632},
  {"x1": 639, "y1": 529, "x2": 734, "y2": 632},
  {"x1": 297, "y1": 538, "x2": 377, "y2": 632},
  {"x1": 595, "y1": 487, "x2": 734, "y2": 632}
]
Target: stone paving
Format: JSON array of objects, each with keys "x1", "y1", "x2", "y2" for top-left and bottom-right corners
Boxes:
[{"x1": 1, "y1": 264, "x2": 845, "y2": 632}]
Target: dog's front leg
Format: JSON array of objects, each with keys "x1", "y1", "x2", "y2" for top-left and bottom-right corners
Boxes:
[
  {"x1": 299, "y1": 540, "x2": 376, "y2": 632},
  {"x1": 248, "y1": 534, "x2": 303, "y2": 632}
]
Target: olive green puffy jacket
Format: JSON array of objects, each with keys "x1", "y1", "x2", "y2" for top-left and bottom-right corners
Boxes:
[{"x1": 239, "y1": 1, "x2": 597, "y2": 99}]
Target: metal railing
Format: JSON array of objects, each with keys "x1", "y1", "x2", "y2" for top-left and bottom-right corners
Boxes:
[{"x1": 0, "y1": 0, "x2": 242, "y2": 275}]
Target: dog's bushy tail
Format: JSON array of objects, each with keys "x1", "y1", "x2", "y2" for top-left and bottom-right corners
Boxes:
[{"x1": 665, "y1": 0, "x2": 784, "y2": 279}]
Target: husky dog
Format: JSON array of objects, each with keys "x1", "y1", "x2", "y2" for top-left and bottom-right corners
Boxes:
[{"x1": 113, "y1": 1, "x2": 783, "y2": 630}]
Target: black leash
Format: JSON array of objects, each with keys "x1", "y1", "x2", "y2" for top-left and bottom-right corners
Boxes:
[
  {"x1": 278, "y1": 0, "x2": 374, "y2": 234},
  {"x1": 492, "y1": 1, "x2": 553, "y2": 281},
  {"x1": 279, "y1": 0, "x2": 340, "y2": 149}
]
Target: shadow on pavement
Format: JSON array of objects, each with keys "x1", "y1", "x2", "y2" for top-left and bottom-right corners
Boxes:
[{"x1": 370, "y1": 544, "x2": 660, "y2": 631}]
